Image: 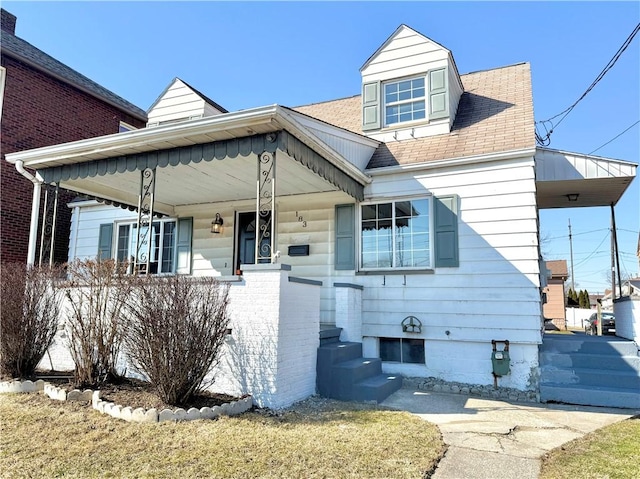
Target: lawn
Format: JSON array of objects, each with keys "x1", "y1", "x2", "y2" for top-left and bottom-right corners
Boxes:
[
  {"x1": 540, "y1": 415, "x2": 640, "y2": 479},
  {"x1": 0, "y1": 393, "x2": 445, "y2": 479}
]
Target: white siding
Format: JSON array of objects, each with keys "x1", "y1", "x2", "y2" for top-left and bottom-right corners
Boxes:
[
  {"x1": 69, "y1": 202, "x2": 139, "y2": 261},
  {"x1": 147, "y1": 79, "x2": 224, "y2": 126},
  {"x1": 291, "y1": 112, "x2": 378, "y2": 172},
  {"x1": 361, "y1": 27, "x2": 449, "y2": 83}
]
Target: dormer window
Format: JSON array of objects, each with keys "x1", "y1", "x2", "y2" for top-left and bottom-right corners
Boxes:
[{"x1": 384, "y1": 77, "x2": 426, "y2": 126}]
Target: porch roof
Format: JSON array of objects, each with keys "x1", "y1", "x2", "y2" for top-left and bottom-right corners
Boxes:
[
  {"x1": 6, "y1": 105, "x2": 374, "y2": 211},
  {"x1": 535, "y1": 147, "x2": 637, "y2": 209}
]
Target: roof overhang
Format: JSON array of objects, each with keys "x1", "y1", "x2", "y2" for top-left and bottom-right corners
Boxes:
[
  {"x1": 535, "y1": 147, "x2": 637, "y2": 209},
  {"x1": 6, "y1": 105, "x2": 373, "y2": 212}
]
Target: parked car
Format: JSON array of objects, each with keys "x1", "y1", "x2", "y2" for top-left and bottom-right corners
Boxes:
[{"x1": 585, "y1": 312, "x2": 615, "y2": 335}]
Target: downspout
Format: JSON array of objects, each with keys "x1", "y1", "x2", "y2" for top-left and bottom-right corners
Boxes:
[{"x1": 15, "y1": 160, "x2": 42, "y2": 266}]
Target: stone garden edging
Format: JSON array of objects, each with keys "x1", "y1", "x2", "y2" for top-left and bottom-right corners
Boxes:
[{"x1": 0, "y1": 379, "x2": 253, "y2": 423}]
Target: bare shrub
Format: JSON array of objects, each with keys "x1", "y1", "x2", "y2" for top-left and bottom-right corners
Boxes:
[
  {"x1": 123, "y1": 275, "x2": 230, "y2": 406},
  {"x1": 0, "y1": 263, "x2": 63, "y2": 378},
  {"x1": 64, "y1": 259, "x2": 132, "y2": 387}
]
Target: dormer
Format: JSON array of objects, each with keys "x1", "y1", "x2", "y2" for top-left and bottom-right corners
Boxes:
[
  {"x1": 360, "y1": 25, "x2": 464, "y2": 141},
  {"x1": 146, "y1": 78, "x2": 227, "y2": 127}
]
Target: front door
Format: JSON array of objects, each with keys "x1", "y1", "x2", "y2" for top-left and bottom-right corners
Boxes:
[{"x1": 236, "y1": 211, "x2": 272, "y2": 271}]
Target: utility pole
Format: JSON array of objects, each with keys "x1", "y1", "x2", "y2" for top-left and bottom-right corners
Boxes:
[{"x1": 568, "y1": 219, "x2": 575, "y2": 292}]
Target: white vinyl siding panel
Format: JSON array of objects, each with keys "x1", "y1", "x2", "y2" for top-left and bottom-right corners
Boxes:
[
  {"x1": 147, "y1": 80, "x2": 208, "y2": 126},
  {"x1": 69, "y1": 204, "x2": 141, "y2": 261},
  {"x1": 361, "y1": 156, "x2": 541, "y2": 345},
  {"x1": 361, "y1": 29, "x2": 449, "y2": 83}
]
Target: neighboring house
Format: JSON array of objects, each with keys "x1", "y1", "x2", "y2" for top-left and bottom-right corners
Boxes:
[
  {"x1": 0, "y1": 9, "x2": 147, "y2": 265},
  {"x1": 542, "y1": 260, "x2": 568, "y2": 329},
  {"x1": 6, "y1": 25, "x2": 637, "y2": 408}
]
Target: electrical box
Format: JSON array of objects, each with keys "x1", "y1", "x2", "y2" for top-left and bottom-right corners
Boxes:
[{"x1": 491, "y1": 340, "x2": 510, "y2": 377}]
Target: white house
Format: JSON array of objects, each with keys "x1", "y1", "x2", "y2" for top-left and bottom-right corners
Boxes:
[{"x1": 6, "y1": 25, "x2": 637, "y2": 408}]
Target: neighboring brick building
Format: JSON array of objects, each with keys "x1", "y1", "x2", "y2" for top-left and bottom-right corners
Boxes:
[
  {"x1": 0, "y1": 9, "x2": 146, "y2": 264},
  {"x1": 543, "y1": 260, "x2": 569, "y2": 330}
]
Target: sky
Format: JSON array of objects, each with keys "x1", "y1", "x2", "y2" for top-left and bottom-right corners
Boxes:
[{"x1": 4, "y1": 1, "x2": 639, "y2": 294}]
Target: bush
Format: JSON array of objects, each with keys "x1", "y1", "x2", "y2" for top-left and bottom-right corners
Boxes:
[
  {"x1": 0, "y1": 263, "x2": 63, "y2": 378},
  {"x1": 123, "y1": 275, "x2": 230, "y2": 405},
  {"x1": 64, "y1": 259, "x2": 132, "y2": 387}
]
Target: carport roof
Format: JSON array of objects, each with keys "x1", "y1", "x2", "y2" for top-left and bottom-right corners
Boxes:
[{"x1": 535, "y1": 147, "x2": 637, "y2": 209}]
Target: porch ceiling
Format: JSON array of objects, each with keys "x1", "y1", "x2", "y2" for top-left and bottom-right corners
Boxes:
[
  {"x1": 535, "y1": 147, "x2": 637, "y2": 209},
  {"x1": 58, "y1": 148, "x2": 342, "y2": 215}
]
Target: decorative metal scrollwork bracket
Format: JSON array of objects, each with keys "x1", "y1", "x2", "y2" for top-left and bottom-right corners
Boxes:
[
  {"x1": 134, "y1": 168, "x2": 156, "y2": 274},
  {"x1": 256, "y1": 150, "x2": 275, "y2": 263}
]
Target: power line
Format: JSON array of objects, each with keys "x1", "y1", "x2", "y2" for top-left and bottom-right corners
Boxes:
[
  {"x1": 589, "y1": 120, "x2": 640, "y2": 155},
  {"x1": 573, "y1": 232, "x2": 610, "y2": 268},
  {"x1": 535, "y1": 22, "x2": 640, "y2": 146}
]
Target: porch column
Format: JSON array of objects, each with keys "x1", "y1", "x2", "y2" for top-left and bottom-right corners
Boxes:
[{"x1": 256, "y1": 150, "x2": 275, "y2": 263}]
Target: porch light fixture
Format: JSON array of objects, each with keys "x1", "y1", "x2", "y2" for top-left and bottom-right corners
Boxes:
[
  {"x1": 211, "y1": 213, "x2": 224, "y2": 234},
  {"x1": 566, "y1": 193, "x2": 579, "y2": 202}
]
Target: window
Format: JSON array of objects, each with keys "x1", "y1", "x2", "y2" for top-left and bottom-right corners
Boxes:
[
  {"x1": 118, "y1": 121, "x2": 136, "y2": 133},
  {"x1": 361, "y1": 198, "x2": 431, "y2": 270},
  {"x1": 384, "y1": 77, "x2": 426, "y2": 126},
  {"x1": 116, "y1": 219, "x2": 177, "y2": 274},
  {"x1": 379, "y1": 338, "x2": 425, "y2": 364}
]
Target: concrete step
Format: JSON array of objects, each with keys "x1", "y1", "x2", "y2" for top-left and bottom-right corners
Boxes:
[
  {"x1": 330, "y1": 358, "x2": 382, "y2": 401},
  {"x1": 540, "y1": 351, "x2": 640, "y2": 371},
  {"x1": 540, "y1": 384, "x2": 640, "y2": 409},
  {"x1": 353, "y1": 374, "x2": 403, "y2": 403},
  {"x1": 319, "y1": 326, "x2": 343, "y2": 346},
  {"x1": 540, "y1": 335, "x2": 639, "y2": 356},
  {"x1": 316, "y1": 341, "x2": 363, "y2": 398},
  {"x1": 540, "y1": 366, "x2": 640, "y2": 390},
  {"x1": 317, "y1": 341, "x2": 363, "y2": 365}
]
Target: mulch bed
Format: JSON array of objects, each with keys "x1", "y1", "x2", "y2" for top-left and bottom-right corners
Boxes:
[{"x1": 16, "y1": 371, "x2": 240, "y2": 411}]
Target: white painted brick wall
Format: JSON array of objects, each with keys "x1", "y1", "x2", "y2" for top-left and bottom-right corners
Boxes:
[{"x1": 208, "y1": 266, "x2": 320, "y2": 409}]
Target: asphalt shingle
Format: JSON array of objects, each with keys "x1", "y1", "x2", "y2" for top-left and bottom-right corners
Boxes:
[{"x1": 294, "y1": 63, "x2": 535, "y2": 169}]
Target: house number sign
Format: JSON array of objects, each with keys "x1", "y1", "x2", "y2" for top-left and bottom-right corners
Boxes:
[{"x1": 295, "y1": 211, "x2": 307, "y2": 228}]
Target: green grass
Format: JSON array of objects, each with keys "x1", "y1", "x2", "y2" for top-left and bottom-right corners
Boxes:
[
  {"x1": 0, "y1": 393, "x2": 445, "y2": 479},
  {"x1": 540, "y1": 416, "x2": 640, "y2": 479}
]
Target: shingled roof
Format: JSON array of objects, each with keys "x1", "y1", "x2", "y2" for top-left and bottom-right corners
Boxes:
[
  {"x1": 1, "y1": 26, "x2": 147, "y2": 121},
  {"x1": 294, "y1": 62, "x2": 535, "y2": 169},
  {"x1": 546, "y1": 260, "x2": 568, "y2": 279}
]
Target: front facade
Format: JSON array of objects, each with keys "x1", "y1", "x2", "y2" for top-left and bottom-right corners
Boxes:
[
  {"x1": 0, "y1": 9, "x2": 146, "y2": 264},
  {"x1": 7, "y1": 25, "x2": 636, "y2": 407}
]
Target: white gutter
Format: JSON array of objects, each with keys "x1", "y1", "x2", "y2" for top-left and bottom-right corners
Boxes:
[
  {"x1": 5, "y1": 105, "x2": 283, "y2": 167},
  {"x1": 366, "y1": 147, "x2": 537, "y2": 176},
  {"x1": 15, "y1": 161, "x2": 42, "y2": 266}
]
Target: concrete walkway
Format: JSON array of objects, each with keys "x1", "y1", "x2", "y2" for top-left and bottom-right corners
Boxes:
[{"x1": 381, "y1": 388, "x2": 639, "y2": 479}]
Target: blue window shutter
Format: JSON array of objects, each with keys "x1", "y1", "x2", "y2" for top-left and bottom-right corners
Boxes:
[
  {"x1": 97, "y1": 223, "x2": 113, "y2": 260},
  {"x1": 176, "y1": 217, "x2": 193, "y2": 274},
  {"x1": 335, "y1": 204, "x2": 355, "y2": 270},
  {"x1": 428, "y1": 68, "x2": 449, "y2": 120},
  {"x1": 362, "y1": 81, "x2": 381, "y2": 131},
  {"x1": 434, "y1": 195, "x2": 459, "y2": 267}
]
